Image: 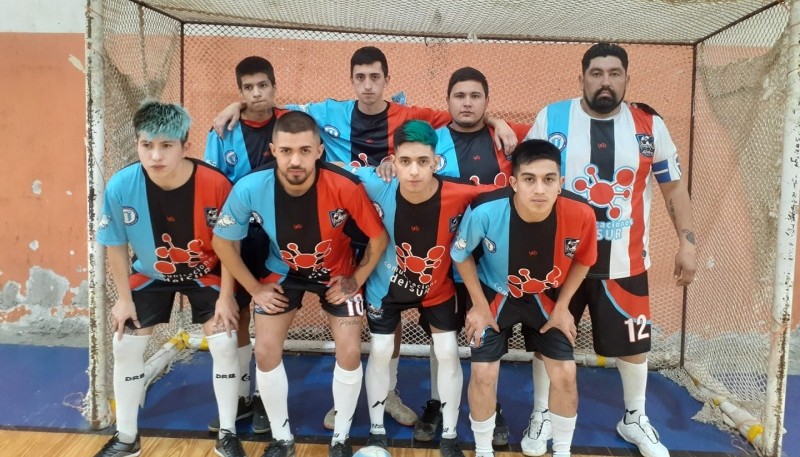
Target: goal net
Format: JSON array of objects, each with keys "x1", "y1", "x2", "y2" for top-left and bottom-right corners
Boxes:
[{"x1": 84, "y1": 1, "x2": 798, "y2": 456}]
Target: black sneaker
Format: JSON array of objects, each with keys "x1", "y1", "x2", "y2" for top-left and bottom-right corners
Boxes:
[
  {"x1": 262, "y1": 439, "x2": 295, "y2": 457},
  {"x1": 439, "y1": 437, "x2": 465, "y2": 457},
  {"x1": 492, "y1": 403, "x2": 510, "y2": 447},
  {"x1": 412, "y1": 399, "x2": 442, "y2": 442},
  {"x1": 215, "y1": 429, "x2": 246, "y2": 457},
  {"x1": 329, "y1": 440, "x2": 353, "y2": 457},
  {"x1": 366, "y1": 433, "x2": 388, "y2": 449},
  {"x1": 252, "y1": 395, "x2": 270, "y2": 434},
  {"x1": 209, "y1": 396, "x2": 254, "y2": 432},
  {"x1": 94, "y1": 433, "x2": 141, "y2": 457}
]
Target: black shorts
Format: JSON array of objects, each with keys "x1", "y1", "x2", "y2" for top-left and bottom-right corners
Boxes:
[
  {"x1": 235, "y1": 223, "x2": 271, "y2": 309},
  {"x1": 368, "y1": 294, "x2": 461, "y2": 335},
  {"x1": 129, "y1": 278, "x2": 219, "y2": 329},
  {"x1": 418, "y1": 283, "x2": 467, "y2": 337},
  {"x1": 469, "y1": 284, "x2": 573, "y2": 363},
  {"x1": 568, "y1": 271, "x2": 651, "y2": 357},
  {"x1": 253, "y1": 276, "x2": 365, "y2": 318}
]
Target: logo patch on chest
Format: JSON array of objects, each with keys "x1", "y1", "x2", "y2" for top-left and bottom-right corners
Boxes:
[
  {"x1": 204, "y1": 208, "x2": 219, "y2": 227},
  {"x1": 448, "y1": 214, "x2": 463, "y2": 233},
  {"x1": 329, "y1": 208, "x2": 349, "y2": 228},
  {"x1": 564, "y1": 238, "x2": 580, "y2": 259},
  {"x1": 636, "y1": 134, "x2": 655, "y2": 158}
]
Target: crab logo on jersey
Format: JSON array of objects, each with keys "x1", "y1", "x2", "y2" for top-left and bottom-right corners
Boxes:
[
  {"x1": 155, "y1": 234, "x2": 205, "y2": 274},
  {"x1": 281, "y1": 240, "x2": 332, "y2": 273},
  {"x1": 548, "y1": 132, "x2": 567, "y2": 151},
  {"x1": 395, "y1": 243, "x2": 445, "y2": 284},
  {"x1": 564, "y1": 238, "x2": 580, "y2": 259},
  {"x1": 204, "y1": 208, "x2": 219, "y2": 227},
  {"x1": 372, "y1": 202, "x2": 384, "y2": 220},
  {"x1": 484, "y1": 237, "x2": 497, "y2": 253},
  {"x1": 323, "y1": 125, "x2": 340, "y2": 138},
  {"x1": 329, "y1": 209, "x2": 349, "y2": 228},
  {"x1": 225, "y1": 150, "x2": 238, "y2": 166},
  {"x1": 435, "y1": 154, "x2": 447, "y2": 172},
  {"x1": 573, "y1": 165, "x2": 635, "y2": 220},
  {"x1": 636, "y1": 134, "x2": 655, "y2": 158},
  {"x1": 249, "y1": 211, "x2": 264, "y2": 226},
  {"x1": 98, "y1": 214, "x2": 110, "y2": 230},
  {"x1": 122, "y1": 207, "x2": 138, "y2": 226},
  {"x1": 448, "y1": 214, "x2": 463, "y2": 233},
  {"x1": 216, "y1": 213, "x2": 237, "y2": 228},
  {"x1": 507, "y1": 266, "x2": 561, "y2": 298}
]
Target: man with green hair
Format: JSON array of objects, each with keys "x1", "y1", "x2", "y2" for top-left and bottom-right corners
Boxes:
[{"x1": 95, "y1": 101, "x2": 246, "y2": 457}]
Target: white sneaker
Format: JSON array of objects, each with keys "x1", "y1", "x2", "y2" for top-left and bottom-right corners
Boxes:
[
  {"x1": 384, "y1": 389, "x2": 418, "y2": 426},
  {"x1": 616, "y1": 414, "x2": 670, "y2": 457},
  {"x1": 521, "y1": 410, "x2": 552, "y2": 456}
]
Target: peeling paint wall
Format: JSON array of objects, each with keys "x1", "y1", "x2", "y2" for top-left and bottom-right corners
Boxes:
[{"x1": 0, "y1": 0, "x2": 88, "y2": 346}]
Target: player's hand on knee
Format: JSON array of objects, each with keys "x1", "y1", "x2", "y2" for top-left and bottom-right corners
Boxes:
[
  {"x1": 212, "y1": 102, "x2": 244, "y2": 138},
  {"x1": 541, "y1": 306, "x2": 577, "y2": 347},
  {"x1": 326, "y1": 275, "x2": 359, "y2": 304},
  {"x1": 465, "y1": 304, "x2": 497, "y2": 349},
  {"x1": 376, "y1": 161, "x2": 396, "y2": 182},
  {"x1": 253, "y1": 283, "x2": 288, "y2": 314},
  {"x1": 111, "y1": 298, "x2": 139, "y2": 340},
  {"x1": 674, "y1": 246, "x2": 697, "y2": 287},
  {"x1": 214, "y1": 294, "x2": 240, "y2": 337}
]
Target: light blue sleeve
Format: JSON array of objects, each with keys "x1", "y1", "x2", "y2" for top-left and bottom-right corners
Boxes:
[
  {"x1": 450, "y1": 205, "x2": 487, "y2": 263},
  {"x1": 285, "y1": 100, "x2": 329, "y2": 125},
  {"x1": 96, "y1": 176, "x2": 128, "y2": 246},
  {"x1": 213, "y1": 182, "x2": 254, "y2": 241},
  {"x1": 203, "y1": 128, "x2": 229, "y2": 175}
]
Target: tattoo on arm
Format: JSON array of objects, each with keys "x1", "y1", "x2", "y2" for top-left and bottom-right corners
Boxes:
[
  {"x1": 681, "y1": 229, "x2": 696, "y2": 245},
  {"x1": 358, "y1": 247, "x2": 371, "y2": 267},
  {"x1": 668, "y1": 198, "x2": 677, "y2": 223},
  {"x1": 341, "y1": 276, "x2": 358, "y2": 295}
]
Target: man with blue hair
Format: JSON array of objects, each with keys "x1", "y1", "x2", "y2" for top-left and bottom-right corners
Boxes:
[{"x1": 95, "y1": 101, "x2": 246, "y2": 457}]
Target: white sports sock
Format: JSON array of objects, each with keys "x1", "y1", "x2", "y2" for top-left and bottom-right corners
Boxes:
[
  {"x1": 237, "y1": 342, "x2": 253, "y2": 400},
  {"x1": 432, "y1": 332, "x2": 462, "y2": 439},
  {"x1": 208, "y1": 332, "x2": 240, "y2": 436},
  {"x1": 256, "y1": 362, "x2": 293, "y2": 441},
  {"x1": 389, "y1": 356, "x2": 399, "y2": 392},
  {"x1": 365, "y1": 333, "x2": 393, "y2": 435},
  {"x1": 112, "y1": 334, "x2": 150, "y2": 444},
  {"x1": 550, "y1": 412, "x2": 577, "y2": 457},
  {"x1": 332, "y1": 362, "x2": 363, "y2": 444},
  {"x1": 617, "y1": 358, "x2": 648, "y2": 422},
  {"x1": 429, "y1": 343, "x2": 440, "y2": 401},
  {"x1": 532, "y1": 355, "x2": 550, "y2": 413},
  {"x1": 470, "y1": 413, "x2": 496, "y2": 457}
]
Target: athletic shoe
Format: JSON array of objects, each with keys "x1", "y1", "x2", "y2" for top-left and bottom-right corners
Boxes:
[
  {"x1": 215, "y1": 429, "x2": 246, "y2": 457},
  {"x1": 521, "y1": 410, "x2": 552, "y2": 456},
  {"x1": 329, "y1": 440, "x2": 353, "y2": 457},
  {"x1": 492, "y1": 403, "x2": 510, "y2": 446},
  {"x1": 439, "y1": 437, "x2": 465, "y2": 457},
  {"x1": 94, "y1": 433, "x2": 141, "y2": 457},
  {"x1": 412, "y1": 399, "x2": 442, "y2": 442},
  {"x1": 385, "y1": 389, "x2": 418, "y2": 426},
  {"x1": 366, "y1": 433, "x2": 388, "y2": 449},
  {"x1": 323, "y1": 406, "x2": 335, "y2": 430},
  {"x1": 252, "y1": 395, "x2": 270, "y2": 434},
  {"x1": 261, "y1": 440, "x2": 296, "y2": 457},
  {"x1": 616, "y1": 414, "x2": 670, "y2": 457},
  {"x1": 209, "y1": 396, "x2": 254, "y2": 432}
]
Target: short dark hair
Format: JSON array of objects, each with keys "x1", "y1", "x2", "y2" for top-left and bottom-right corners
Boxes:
[
  {"x1": 582, "y1": 42, "x2": 629, "y2": 73},
  {"x1": 273, "y1": 111, "x2": 319, "y2": 140},
  {"x1": 512, "y1": 139, "x2": 561, "y2": 176},
  {"x1": 351, "y1": 46, "x2": 388, "y2": 77},
  {"x1": 235, "y1": 56, "x2": 276, "y2": 89},
  {"x1": 447, "y1": 67, "x2": 489, "y2": 97},
  {"x1": 393, "y1": 120, "x2": 438, "y2": 152}
]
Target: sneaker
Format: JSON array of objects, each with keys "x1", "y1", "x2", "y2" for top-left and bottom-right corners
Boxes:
[
  {"x1": 323, "y1": 406, "x2": 335, "y2": 431},
  {"x1": 209, "y1": 396, "x2": 254, "y2": 432},
  {"x1": 385, "y1": 389, "x2": 418, "y2": 426},
  {"x1": 252, "y1": 395, "x2": 270, "y2": 434},
  {"x1": 215, "y1": 429, "x2": 246, "y2": 457},
  {"x1": 261, "y1": 440, "x2": 296, "y2": 457},
  {"x1": 521, "y1": 410, "x2": 552, "y2": 456},
  {"x1": 616, "y1": 414, "x2": 670, "y2": 457},
  {"x1": 329, "y1": 440, "x2": 353, "y2": 457},
  {"x1": 94, "y1": 433, "x2": 141, "y2": 457},
  {"x1": 439, "y1": 437, "x2": 465, "y2": 457},
  {"x1": 366, "y1": 433, "x2": 388, "y2": 449},
  {"x1": 492, "y1": 403, "x2": 510, "y2": 447},
  {"x1": 413, "y1": 399, "x2": 442, "y2": 442}
]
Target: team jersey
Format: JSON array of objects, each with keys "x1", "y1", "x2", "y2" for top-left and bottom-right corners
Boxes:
[
  {"x1": 97, "y1": 159, "x2": 232, "y2": 287},
  {"x1": 204, "y1": 108, "x2": 290, "y2": 182},
  {"x1": 213, "y1": 161, "x2": 385, "y2": 284},
  {"x1": 434, "y1": 123, "x2": 530, "y2": 186},
  {"x1": 525, "y1": 98, "x2": 682, "y2": 279},
  {"x1": 451, "y1": 187, "x2": 597, "y2": 318},
  {"x1": 353, "y1": 167, "x2": 489, "y2": 308},
  {"x1": 288, "y1": 99, "x2": 451, "y2": 166}
]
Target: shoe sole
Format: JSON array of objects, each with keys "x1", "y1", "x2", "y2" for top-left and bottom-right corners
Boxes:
[
  {"x1": 253, "y1": 425, "x2": 271, "y2": 434},
  {"x1": 521, "y1": 444, "x2": 547, "y2": 457},
  {"x1": 388, "y1": 414, "x2": 417, "y2": 427},
  {"x1": 616, "y1": 423, "x2": 661, "y2": 457}
]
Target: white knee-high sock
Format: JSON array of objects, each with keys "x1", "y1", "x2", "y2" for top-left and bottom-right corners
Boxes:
[
  {"x1": 332, "y1": 362, "x2": 363, "y2": 444},
  {"x1": 365, "y1": 333, "x2": 394, "y2": 435},
  {"x1": 389, "y1": 356, "x2": 399, "y2": 392},
  {"x1": 532, "y1": 355, "x2": 550, "y2": 413},
  {"x1": 471, "y1": 413, "x2": 496, "y2": 457},
  {"x1": 617, "y1": 358, "x2": 648, "y2": 422},
  {"x1": 256, "y1": 362, "x2": 293, "y2": 441},
  {"x1": 112, "y1": 334, "x2": 150, "y2": 444},
  {"x1": 429, "y1": 342, "x2": 440, "y2": 401},
  {"x1": 208, "y1": 332, "x2": 240, "y2": 436},
  {"x1": 550, "y1": 412, "x2": 577, "y2": 457},
  {"x1": 432, "y1": 332, "x2": 462, "y2": 439},
  {"x1": 237, "y1": 342, "x2": 253, "y2": 399}
]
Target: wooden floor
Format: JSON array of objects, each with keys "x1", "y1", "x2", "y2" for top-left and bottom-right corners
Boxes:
[{"x1": 0, "y1": 430, "x2": 609, "y2": 456}]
